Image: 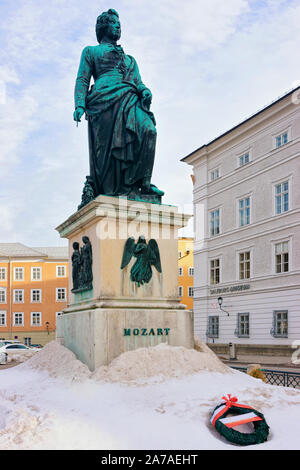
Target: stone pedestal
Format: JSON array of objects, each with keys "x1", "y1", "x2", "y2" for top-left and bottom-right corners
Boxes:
[{"x1": 56, "y1": 195, "x2": 193, "y2": 371}]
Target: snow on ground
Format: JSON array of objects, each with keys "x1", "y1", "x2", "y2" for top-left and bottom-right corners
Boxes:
[{"x1": 0, "y1": 341, "x2": 300, "y2": 450}]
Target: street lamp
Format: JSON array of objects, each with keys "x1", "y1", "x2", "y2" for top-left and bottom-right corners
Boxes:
[
  {"x1": 178, "y1": 249, "x2": 191, "y2": 260},
  {"x1": 45, "y1": 321, "x2": 50, "y2": 335},
  {"x1": 218, "y1": 297, "x2": 229, "y2": 316}
]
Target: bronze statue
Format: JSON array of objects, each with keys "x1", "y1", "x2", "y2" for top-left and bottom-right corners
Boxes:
[
  {"x1": 71, "y1": 237, "x2": 93, "y2": 292},
  {"x1": 121, "y1": 236, "x2": 162, "y2": 287},
  {"x1": 74, "y1": 9, "x2": 164, "y2": 203},
  {"x1": 81, "y1": 236, "x2": 93, "y2": 289},
  {"x1": 71, "y1": 242, "x2": 81, "y2": 292}
]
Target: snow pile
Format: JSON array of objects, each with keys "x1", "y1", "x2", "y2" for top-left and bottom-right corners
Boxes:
[
  {"x1": 21, "y1": 340, "x2": 229, "y2": 385},
  {"x1": 22, "y1": 341, "x2": 90, "y2": 382},
  {"x1": 92, "y1": 342, "x2": 230, "y2": 385},
  {"x1": 0, "y1": 407, "x2": 52, "y2": 449},
  {"x1": 8, "y1": 351, "x2": 37, "y2": 364},
  {"x1": 1, "y1": 341, "x2": 300, "y2": 449}
]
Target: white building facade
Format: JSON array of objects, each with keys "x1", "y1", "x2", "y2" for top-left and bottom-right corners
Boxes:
[{"x1": 182, "y1": 87, "x2": 300, "y2": 354}]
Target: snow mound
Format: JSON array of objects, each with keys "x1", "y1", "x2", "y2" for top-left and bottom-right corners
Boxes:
[
  {"x1": 92, "y1": 342, "x2": 230, "y2": 385},
  {"x1": 0, "y1": 408, "x2": 50, "y2": 449},
  {"x1": 22, "y1": 339, "x2": 230, "y2": 385},
  {"x1": 22, "y1": 341, "x2": 90, "y2": 382},
  {"x1": 9, "y1": 351, "x2": 37, "y2": 364}
]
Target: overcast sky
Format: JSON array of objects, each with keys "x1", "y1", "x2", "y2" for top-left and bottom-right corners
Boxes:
[{"x1": 0, "y1": 0, "x2": 300, "y2": 246}]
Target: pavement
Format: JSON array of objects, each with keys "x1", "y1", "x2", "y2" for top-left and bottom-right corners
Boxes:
[{"x1": 219, "y1": 354, "x2": 300, "y2": 373}]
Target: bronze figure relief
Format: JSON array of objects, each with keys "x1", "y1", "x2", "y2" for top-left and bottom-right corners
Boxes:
[{"x1": 71, "y1": 237, "x2": 93, "y2": 293}]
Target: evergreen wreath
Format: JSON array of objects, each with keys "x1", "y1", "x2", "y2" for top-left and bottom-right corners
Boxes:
[{"x1": 210, "y1": 394, "x2": 269, "y2": 446}]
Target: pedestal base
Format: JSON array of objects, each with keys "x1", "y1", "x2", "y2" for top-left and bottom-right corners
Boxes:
[
  {"x1": 57, "y1": 306, "x2": 194, "y2": 372},
  {"x1": 56, "y1": 195, "x2": 193, "y2": 371}
]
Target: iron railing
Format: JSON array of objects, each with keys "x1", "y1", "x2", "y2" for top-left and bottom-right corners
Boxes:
[{"x1": 231, "y1": 366, "x2": 300, "y2": 389}]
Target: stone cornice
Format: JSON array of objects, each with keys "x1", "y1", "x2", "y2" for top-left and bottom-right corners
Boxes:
[{"x1": 56, "y1": 195, "x2": 192, "y2": 238}]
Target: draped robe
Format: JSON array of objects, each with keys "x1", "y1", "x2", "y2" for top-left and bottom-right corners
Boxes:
[{"x1": 75, "y1": 43, "x2": 157, "y2": 197}]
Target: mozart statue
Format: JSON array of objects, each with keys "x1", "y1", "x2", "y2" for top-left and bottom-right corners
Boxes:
[{"x1": 73, "y1": 9, "x2": 164, "y2": 201}]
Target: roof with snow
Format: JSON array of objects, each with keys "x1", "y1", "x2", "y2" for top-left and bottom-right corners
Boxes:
[
  {"x1": 32, "y1": 247, "x2": 68, "y2": 260},
  {"x1": 0, "y1": 243, "x2": 68, "y2": 259}
]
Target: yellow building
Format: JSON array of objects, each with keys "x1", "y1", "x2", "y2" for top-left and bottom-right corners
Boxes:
[
  {"x1": 178, "y1": 237, "x2": 194, "y2": 311},
  {"x1": 0, "y1": 244, "x2": 68, "y2": 346}
]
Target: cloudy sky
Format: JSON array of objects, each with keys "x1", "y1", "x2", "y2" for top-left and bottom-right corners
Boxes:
[{"x1": 0, "y1": 0, "x2": 300, "y2": 246}]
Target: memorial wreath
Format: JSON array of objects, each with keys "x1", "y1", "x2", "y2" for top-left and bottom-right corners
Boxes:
[{"x1": 210, "y1": 394, "x2": 269, "y2": 446}]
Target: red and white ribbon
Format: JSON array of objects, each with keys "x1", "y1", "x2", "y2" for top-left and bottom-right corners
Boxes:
[{"x1": 211, "y1": 394, "x2": 262, "y2": 428}]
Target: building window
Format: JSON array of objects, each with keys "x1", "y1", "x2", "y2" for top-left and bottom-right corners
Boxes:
[
  {"x1": 271, "y1": 311, "x2": 288, "y2": 338},
  {"x1": 56, "y1": 265, "x2": 66, "y2": 278},
  {"x1": 14, "y1": 267, "x2": 24, "y2": 281},
  {"x1": 275, "y1": 181, "x2": 289, "y2": 215},
  {"x1": 31, "y1": 289, "x2": 42, "y2": 303},
  {"x1": 210, "y1": 259, "x2": 220, "y2": 285},
  {"x1": 0, "y1": 288, "x2": 6, "y2": 304},
  {"x1": 188, "y1": 267, "x2": 194, "y2": 276},
  {"x1": 31, "y1": 312, "x2": 42, "y2": 326},
  {"x1": 210, "y1": 168, "x2": 220, "y2": 181},
  {"x1": 178, "y1": 286, "x2": 183, "y2": 297},
  {"x1": 188, "y1": 287, "x2": 194, "y2": 297},
  {"x1": 210, "y1": 209, "x2": 220, "y2": 236},
  {"x1": 239, "y1": 252, "x2": 250, "y2": 280},
  {"x1": 239, "y1": 197, "x2": 250, "y2": 227},
  {"x1": 13, "y1": 313, "x2": 24, "y2": 326},
  {"x1": 239, "y1": 152, "x2": 250, "y2": 167},
  {"x1": 275, "y1": 242, "x2": 289, "y2": 273},
  {"x1": 0, "y1": 312, "x2": 6, "y2": 326},
  {"x1": 236, "y1": 313, "x2": 250, "y2": 337},
  {"x1": 56, "y1": 288, "x2": 67, "y2": 301},
  {"x1": 178, "y1": 267, "x2": 183, "y2": 276},
  {"x1": 0, "y1": 268, "x2": 7, "y2": 281},
  {"x1": 207, "y1": 316, "x2": 219, "y2": 338},
  {"x1": 275, "y1": 132, "x2": 288, "y2": 148},
  {"x1": 24, "y1": 337, "x2": 32, "y2": 346},
  {"x1": 13, "y1": 289, "x2": 24, "y2": 303},
  {"x1": 31, "y1": 267, "x2": 42, "y2": 281}
]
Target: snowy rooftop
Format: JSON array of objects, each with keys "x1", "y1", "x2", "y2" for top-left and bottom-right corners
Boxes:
[
  {"x1": 0, "y1": 243, "x2": 68, "y2": 260},
  {"x1": 32, "y1": 246, "x2": 68, "y2": 260},
  {"x1": 0, "y1": 243, "x2": 46, "y2": 258}
]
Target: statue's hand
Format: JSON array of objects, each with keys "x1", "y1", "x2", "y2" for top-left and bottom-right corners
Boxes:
[
  {"x1": 141, "y1": 89, "x2": 152, "y2": 110},
  {"x1": 73, "y1": 107, "x2": 85, "y2": 123}
]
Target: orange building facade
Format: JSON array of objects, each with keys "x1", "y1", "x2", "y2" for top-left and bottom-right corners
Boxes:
[
  {"x1": 178, "y1": 237, "x2": 194, "y2": 311},
  {"x1": 0, "y1": 244, "x2": 68, "y2": 346}
]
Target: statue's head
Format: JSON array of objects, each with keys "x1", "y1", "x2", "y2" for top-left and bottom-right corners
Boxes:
[
  {"x1": 73, "y1": 242, "x2": 80, "y2": 250},
  {"x1": 96, "y1": 9, "x2": 121, "y2": 43},
  {"x1": 82, "y1": 236, "x2": 90, "y2": 244}
]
